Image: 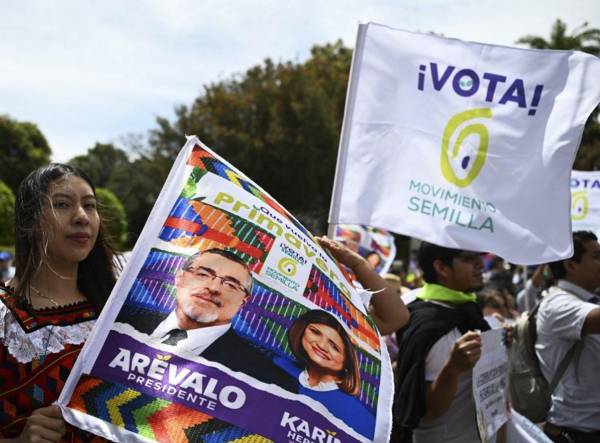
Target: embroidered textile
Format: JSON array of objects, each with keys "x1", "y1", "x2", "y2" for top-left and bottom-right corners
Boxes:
[{"x1": 0, "y1": 284, "x2": 103, "y2": 441}]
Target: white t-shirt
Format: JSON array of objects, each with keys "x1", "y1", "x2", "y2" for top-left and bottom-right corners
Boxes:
[
  {"x1": 413, "y1": 315, "x2": 496, "y2": 443},
  {"x1": 536, "y1": 281, "x2": 600, "y2": 431}
]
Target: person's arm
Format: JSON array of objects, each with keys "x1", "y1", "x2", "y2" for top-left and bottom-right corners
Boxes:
[
  {"x1": 423, "y1": 331, "x2": 481, "y2": 421},
  {"x1": 0, "y1": 405, "x2": 66, "y2": 443},
  {"x1": 316, "y1": 236, "x2": 409, "y2": 335},
  {"x1": 582, "y1": 307, "x2": 600, "y2": 335}
]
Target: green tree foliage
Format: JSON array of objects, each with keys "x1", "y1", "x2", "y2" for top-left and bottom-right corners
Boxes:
[
  {"x1": 107, "y1": 155, "x2": 166, "y2": 248},
  {"x1": 517, "y1": 19, "x2": 600, "y2": 169},
  {"x1": 517, "y1": 19, "x2": 600, "y2": 54},
  {"x1": 148, "y1": 41, "x2": 352, "y2": 233},
  {"x1": 0, "y1": 115, "x2": 52, "y2": 193},
  {"x1": 95, "y1": 187, "x2": 128, "y2": 250},
  {"x1": 0, "y1": 181, "x2": 15, "y2": 246},
  {"x1": 69, "y1": 143, "x2": 131, "y2": 188}
]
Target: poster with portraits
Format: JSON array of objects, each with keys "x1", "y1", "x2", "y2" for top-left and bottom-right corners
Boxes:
[
  {"x1": 58, "y1": 136, "x2": 392, "y2": 443},
  {"x1": 332, "y1": 225, "x2": 396, "y2": 275}
]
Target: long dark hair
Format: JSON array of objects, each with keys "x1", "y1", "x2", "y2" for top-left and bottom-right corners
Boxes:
[
  {"x1": 14, "y1": 163, "x2": 117, "y2": 311},
  {"x1": 288, "y1": 309, "x2": 361, "y2": 396}
]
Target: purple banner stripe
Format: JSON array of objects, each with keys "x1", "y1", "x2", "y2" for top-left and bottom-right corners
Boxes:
[{"x1": 92, "y1": 331, "x2": 361, "y2": 443}]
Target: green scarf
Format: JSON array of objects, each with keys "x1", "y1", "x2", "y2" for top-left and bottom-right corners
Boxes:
[{"x1": 416, "y1": 283, "x2": 477, "y2": 304}]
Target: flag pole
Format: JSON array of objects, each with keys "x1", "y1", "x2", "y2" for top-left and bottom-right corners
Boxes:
[{"x1": 327, "y1": 22, "x2": 368, "y2": 239}]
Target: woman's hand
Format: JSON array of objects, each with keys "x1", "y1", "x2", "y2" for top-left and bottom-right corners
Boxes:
[
  {"x1": 315, "y1": 235, "x2": 409, "y2": 334},
  {"x1": 315, "y1": 236, "x2": 365, "y2": 270},
  {"x1": 16, "y1": 405, "x2": 65, "y2": 443}
]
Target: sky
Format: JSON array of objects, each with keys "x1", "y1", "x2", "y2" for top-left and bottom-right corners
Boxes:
[{"x1": 2, "y1": 0, "x2": 599, "y2": 162}]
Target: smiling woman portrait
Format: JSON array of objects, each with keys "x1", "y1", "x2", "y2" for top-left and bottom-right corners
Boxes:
[
  {"x1": 288, "y1": 309, "x2": 361, "y2": 395},
  {"x1": 274, "y1": 309, "x2": 376, "y2": 439},
  {"x1": 0, "y1": 163, "x2": 118, "y2": 443}
]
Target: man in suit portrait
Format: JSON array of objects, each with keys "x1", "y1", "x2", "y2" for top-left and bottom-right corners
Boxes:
[
  {"x1": 122, "y1": 247, "x2": 297, "y2": 391},
  {"x1": 150, "y1": 248, "x2": 252, "y2": 351}
]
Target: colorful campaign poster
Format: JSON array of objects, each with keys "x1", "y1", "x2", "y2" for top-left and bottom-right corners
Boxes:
[
  {"x1": 332, "y1": 225, "x2": 396, "y2": 275},
  {"x1": 329, "y1": 22, "x2": 600, "y2": 264},
  {"x1": 571, "y1": 170, "x2": 600, "y2": 237},
  {"x1": 57, "y1": 137, "x2": 392, "y2": 443}
]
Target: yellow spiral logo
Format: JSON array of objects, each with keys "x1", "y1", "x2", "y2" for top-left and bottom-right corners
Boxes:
[
  {"x1": 571, "y1": 191, "x2": 589, "y2": 221},
  {"x1": 277, "y1": 257, "x2": 297, "y2": 277},
  {"x1": 440, "y1": 108, "x2": 492, "y2": 187}
]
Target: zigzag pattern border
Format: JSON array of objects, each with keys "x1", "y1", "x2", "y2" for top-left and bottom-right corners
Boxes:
[{"x1": 68, "y1": 374, "x2": 272, "y2": 443}]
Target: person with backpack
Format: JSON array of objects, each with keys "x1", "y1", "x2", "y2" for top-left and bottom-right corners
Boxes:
[
  {"x1": 536, "y1": 231, "x2": 600, "y2": 442},
  {"x1": 392, "y1": 242, "x2": 494, "y2": 443}
]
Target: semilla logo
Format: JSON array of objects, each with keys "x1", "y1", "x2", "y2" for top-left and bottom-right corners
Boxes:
[
  {"x1": 440, "y1": 108, "x2": 492, "y2": 187},
  {"x1": 571, "y1": 191, "x2": 589, "y2": 221}
]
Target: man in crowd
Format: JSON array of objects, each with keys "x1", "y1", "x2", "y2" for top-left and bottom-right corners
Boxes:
[
  {"x1": 537, "y1": 231, "x2": 600, "y2": 442},
  {"x1": 392, "y1": 241, "x2": 491, "y2": 443}
]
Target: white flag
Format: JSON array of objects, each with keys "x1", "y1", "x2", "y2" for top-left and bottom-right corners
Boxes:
[
  {"x1": 329, "y1": 22, "x2": 600, "y2": 264},
  {"x1": 571, "y1": 170, "x2": 600, "y2": 238}
]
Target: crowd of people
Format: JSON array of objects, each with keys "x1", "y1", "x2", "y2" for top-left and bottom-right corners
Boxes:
[
  {"x1": 0, "y1": 162, "x2": 599, "y2": 443},
  {"x1": 379, "y1": 235, "x2": 600, "y2": 443}
]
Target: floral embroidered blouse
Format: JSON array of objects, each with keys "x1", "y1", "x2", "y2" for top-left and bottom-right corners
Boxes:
[{"x1": 0, "y1": 283, "x2": 105, "y2": 441}]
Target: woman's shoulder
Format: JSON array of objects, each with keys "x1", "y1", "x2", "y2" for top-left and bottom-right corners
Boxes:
[
  {"x1": 0, "y1": 284, "x2": 34, "y2": 362},
  {"x1": 1, "y1": 285, "x2": 98, "y2": 333},
  {"x1": 0, "y1": 284, "x2": 45, "y2": 331},
  {"x1": 0, "y1": 297, "x2": 97, "y2": 364}
]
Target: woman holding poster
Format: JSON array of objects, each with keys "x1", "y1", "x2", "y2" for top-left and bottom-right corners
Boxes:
[
  {"x1": 0, "y1": 164, "x2": 117, "y2": 442},
  {"x1": 275, "y1": 309, "x2": 376, "y2": 438},
  {"x1": 54, "y1": 139, "x2": 409, "y2": 443}
]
